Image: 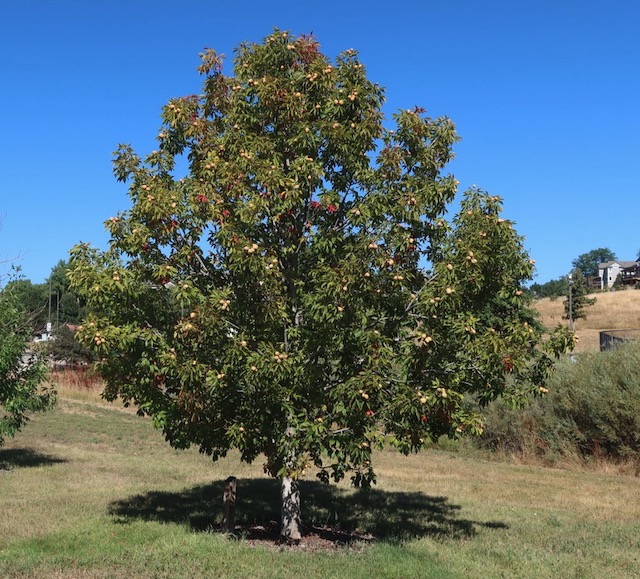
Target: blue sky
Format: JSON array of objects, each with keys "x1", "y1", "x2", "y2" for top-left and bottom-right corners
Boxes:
[{"x1": 1, "y1": 0, "x2": 639, "y2": 284}]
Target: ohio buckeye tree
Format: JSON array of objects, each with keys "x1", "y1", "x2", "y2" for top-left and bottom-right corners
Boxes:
[{"x1": 69, "y1": 30, "x2": 572, "y2": 541}]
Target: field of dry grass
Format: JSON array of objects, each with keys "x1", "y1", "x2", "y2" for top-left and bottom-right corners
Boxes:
[{"x1": 535, "y1": 288, "x2": 640, "y2": 352}]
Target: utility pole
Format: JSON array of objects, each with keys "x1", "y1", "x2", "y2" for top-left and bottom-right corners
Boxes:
[
  {"x1": 47, "y1": 277, "x2": 52, "y2": 338},
  {"x1": 568, "y1": 273, "x2": 574, "y2": 331}
]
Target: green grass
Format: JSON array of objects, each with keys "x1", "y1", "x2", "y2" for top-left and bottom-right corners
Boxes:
[{"x1": 1, "y1": 391, "x2": 639, "y2": 578}]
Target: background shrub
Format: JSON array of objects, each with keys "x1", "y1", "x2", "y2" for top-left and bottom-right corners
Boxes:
[{"x1": 478, "y1": 341, "x2": 640, "y2": 462}]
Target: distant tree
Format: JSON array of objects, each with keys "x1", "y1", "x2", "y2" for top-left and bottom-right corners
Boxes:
[
  {"x1": 6, "y1": 260, "x2": 87, "y2": 335},
  {"x1": 47, "y1": 260, "x2": 87, "y2": 325},
  {"x1": 571, "y1": 248, "x2": 616, "y2": 277},
  {"x1": 47, "y1": 324, "x2": 93, "y2": 365},
  {"x1": 5, "y1": 261, "x2": 88, "y2": 367},
  {"x1": 563, "y1": 269, "x2": 596, "y2": 327},
  {"x1": 69, "y1": 30, "x2": 574, "y2": 541},
  {"x1": 3, "y1": 278, "x2": 48, "y2": 331},
  {"x1": 0, "y1": 277, "x2": 55, "y2": 446},
  {"x1": 530, "y1": 277, "x2": 568, "y2": 299},
  {"x1": 43, "y1": 261, "x2": 89, "y2": 364}
]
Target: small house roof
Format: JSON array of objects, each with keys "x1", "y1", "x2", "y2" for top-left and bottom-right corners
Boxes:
[{"x1": 598, "y1": 261, "x2": 637, "y2": 269}]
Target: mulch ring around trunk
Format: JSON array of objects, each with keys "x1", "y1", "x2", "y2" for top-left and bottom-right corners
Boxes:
[{"x1": 215, "y1": 522, "x2": 375, "y2": 552}]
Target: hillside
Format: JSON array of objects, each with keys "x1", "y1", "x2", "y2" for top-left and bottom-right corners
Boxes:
[{"x1": 535, "y1": 287, "x2": 640, "y2": 352}]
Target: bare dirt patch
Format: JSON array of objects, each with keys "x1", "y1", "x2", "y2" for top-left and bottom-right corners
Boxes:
[{"x1": 220, "y1": 522, "x2": 374, "y2": 552}]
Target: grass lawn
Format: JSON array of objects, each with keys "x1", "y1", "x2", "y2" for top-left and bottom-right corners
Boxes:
[{"x1": 1, "y1": 386, "x2": 639, "y2": 578}]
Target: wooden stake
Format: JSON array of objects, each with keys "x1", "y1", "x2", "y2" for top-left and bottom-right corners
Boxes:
[{"x1": 222, "y1": 476, "x2": 237, "y2": 534}]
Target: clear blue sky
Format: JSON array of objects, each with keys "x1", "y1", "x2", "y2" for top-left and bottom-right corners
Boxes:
[{"x1": 1, "y1": 0, "x2": 639, "y2": 284}]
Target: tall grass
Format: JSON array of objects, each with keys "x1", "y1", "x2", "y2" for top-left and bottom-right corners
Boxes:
[{"x1": 50, "y1": 367, "x2": 103, "y2": 392}]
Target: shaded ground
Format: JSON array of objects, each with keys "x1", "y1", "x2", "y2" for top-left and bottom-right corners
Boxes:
[
  {"x1": 0, "y1": 447, "x2": 67, "y2": 471},
  {"x1": 108, "y1": 477, "x2": 508, "y2": 550}
]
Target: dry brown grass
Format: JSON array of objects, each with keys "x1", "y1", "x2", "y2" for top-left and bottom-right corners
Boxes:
[
  {"x1": 49, "y1": 367, "x2": 103, "y2": 391},
  {"x1": 47, "y1": 368, "x2": 144, "y2": 414},
  {"x1": 374, "y1": 448, "x2": 640, "y2": 520},
  {"x1": 534, "y1": 287, "x2": 640, "y2": 352},
  {"x1": 477, "y1": 444, "x2": 640, "y2": 478}
]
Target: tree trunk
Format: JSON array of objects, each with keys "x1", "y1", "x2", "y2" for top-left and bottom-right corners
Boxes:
[{"x1": 280, "y1": 476, "x2": 302, "y2": 542}]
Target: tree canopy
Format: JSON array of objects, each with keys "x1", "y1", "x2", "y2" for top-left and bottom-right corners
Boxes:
[
  {"x1": 69, "y1": 30, "x2": 573, "y2": 540},
  {"x1": 571, "y1": 248, "x2": 616, "y2": 277}
]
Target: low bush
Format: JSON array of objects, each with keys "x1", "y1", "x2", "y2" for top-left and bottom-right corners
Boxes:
[{"x1": 478, "y1": 341, "x2": 640, "y2": 464}]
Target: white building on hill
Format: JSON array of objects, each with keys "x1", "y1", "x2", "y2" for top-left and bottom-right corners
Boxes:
[{"x1": 598, "y1": 261, "x2": 639, "y2": 289}]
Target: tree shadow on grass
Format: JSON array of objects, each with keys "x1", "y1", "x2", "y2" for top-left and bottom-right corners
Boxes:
[
  {"x1": 0, "y1": 448, "x2": 67, "y2": 471},
  {"x1": 108, "y1": 478, "x2": 508, "y2": 544}
]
